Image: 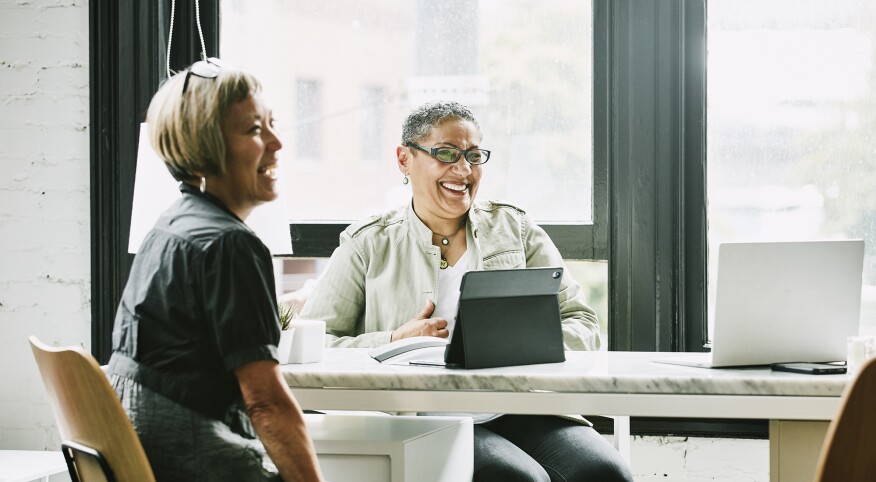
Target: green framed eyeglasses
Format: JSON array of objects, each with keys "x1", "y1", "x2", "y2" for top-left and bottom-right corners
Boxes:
[{"x1": 406, "y1": 142, "x2": 491, "y2": 165}]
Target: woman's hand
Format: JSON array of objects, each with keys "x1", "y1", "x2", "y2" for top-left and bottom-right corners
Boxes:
[{"x1": 391, "y1": 300, "x2": 449, "y2": 341}]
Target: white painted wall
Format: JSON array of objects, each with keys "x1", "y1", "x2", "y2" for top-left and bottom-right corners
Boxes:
[
  {"x1": 0, "y1": 0, "x2": 91, "y2": 450},
  {"x1": 0, "y1": 1, "x2": 773, "y2": 480}
]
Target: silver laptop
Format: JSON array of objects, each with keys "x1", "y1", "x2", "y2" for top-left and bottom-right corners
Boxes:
[{"x1": 656, "y1": 240, "x2": 864, "y2": 368}]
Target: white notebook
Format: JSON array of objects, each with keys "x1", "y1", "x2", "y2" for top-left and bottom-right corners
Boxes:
[{"x1": 656, "y1": 240, "x2": 864, "y2": 368}]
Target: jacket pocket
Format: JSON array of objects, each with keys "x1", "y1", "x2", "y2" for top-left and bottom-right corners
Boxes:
[{"x1": 483, "y1": 251, "x2": 525, "y2": 270}]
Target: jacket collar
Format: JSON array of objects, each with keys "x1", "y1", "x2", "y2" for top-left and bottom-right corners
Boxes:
[
  {"x1": 404, "y1": 201, "x2": 435, "y2": 246},
  {"x1": 403, "y1": 202, "x2": 483, "y2": 268}
]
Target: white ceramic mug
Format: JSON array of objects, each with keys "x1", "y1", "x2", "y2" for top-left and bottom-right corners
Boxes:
[
  {"x1": 847, "y1": 335, "x2": 875, "y2": 376},
  {"x1": 286, "y1": 319, "x2": 326, "y2": 364},
  {"x1": 277, "y1": 328, "x2": 296, "y2": 364}
]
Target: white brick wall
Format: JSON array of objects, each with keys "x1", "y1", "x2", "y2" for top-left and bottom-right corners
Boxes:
[{"x1": 0, "y1": 0, "x2": 91, "y2": 450}]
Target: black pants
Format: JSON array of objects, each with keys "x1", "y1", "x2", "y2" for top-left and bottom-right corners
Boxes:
[{"x1": 474, "y1": 415, "x2": 633, "y2": 482}]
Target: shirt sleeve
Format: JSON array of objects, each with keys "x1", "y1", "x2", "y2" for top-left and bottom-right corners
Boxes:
[
  {"x1": 522, "y1": 213, "x2": 602, "y2": 351},
  {"x1": 300, "y1": 232, "x2": 386, "y2": 347},
  {"x1": 202, "y1": 230, "x2": 281, "y2": 370}
]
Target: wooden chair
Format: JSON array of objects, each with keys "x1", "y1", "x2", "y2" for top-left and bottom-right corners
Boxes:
[
  {"x1": 29, "y1": 336, "x2": 155, "y2": 482},
  {"x1": 813, "y1": 355, "x2": 876, "y2": 481}
]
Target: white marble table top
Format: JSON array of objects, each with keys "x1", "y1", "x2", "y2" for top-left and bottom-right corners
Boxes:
[{"x1": 281, "y1": 349, "x2": 849, "y2": 398}]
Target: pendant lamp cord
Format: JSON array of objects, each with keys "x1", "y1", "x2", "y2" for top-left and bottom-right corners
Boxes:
[
  {"x1": 166, "y1": 0, "x2": 176, "y2": 79},
  {"x1": 165, "y1": 0, "x2": 208, "y2": 79},
  {"x1": 194, "y1": 0, "x2": 207, "y2": 61}
]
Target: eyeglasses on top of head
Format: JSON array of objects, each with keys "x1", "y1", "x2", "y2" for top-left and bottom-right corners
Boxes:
[
  {"x1": 406, "y1": 142, "x2": 491, "y2": 165},
  {"x1": 181, "y1": 57, "x2": 228, "y2": 95}
]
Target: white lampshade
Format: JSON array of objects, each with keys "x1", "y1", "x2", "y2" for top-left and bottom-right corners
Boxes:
[{"x1": 128, "y1": 123, "x2": 293, "y2": 255}]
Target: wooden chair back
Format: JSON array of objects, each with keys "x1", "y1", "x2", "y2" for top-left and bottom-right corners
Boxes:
[
  {"x1": 814, "y1": 355, "x2": 876, "y2": 481},
  {"x1": 29, "y1": 336, "x2": 156, "y2": 482}
]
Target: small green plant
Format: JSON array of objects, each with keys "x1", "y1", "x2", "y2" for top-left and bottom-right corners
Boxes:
[{"x1": 278, "y1": 303, "x2": 297, "y2": 331}]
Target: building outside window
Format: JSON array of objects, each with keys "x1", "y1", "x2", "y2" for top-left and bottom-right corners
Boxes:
[
  {"x1": 221, "y1": 0, "x2": 593, "y2": 223},
  {"x1": 360, "y1": 85, "x2": 386, "y2": 162},
  {"x1": 294, "y1": 78, "x2": 323, "y2": 161}
]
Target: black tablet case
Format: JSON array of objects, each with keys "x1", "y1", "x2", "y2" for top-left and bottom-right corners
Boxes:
[{"x1": 444, "y1": 267, "x2": 566, "y2": 369}]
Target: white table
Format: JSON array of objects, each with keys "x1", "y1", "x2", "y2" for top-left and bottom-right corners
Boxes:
[
  {"x1": 0, "y1": 451, "x2": 67, "y2": 482},
  {"x1": 282, "y1": 349, "x2": 848, "y2": 482}
]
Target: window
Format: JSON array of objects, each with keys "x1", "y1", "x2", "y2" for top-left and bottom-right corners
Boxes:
[
  {"x1": 707, "y1": 0, "x2": 876, "y2": 336},
  {"x1": 92, "y1": 1, "x2": 698, "y2": 362},
  {"x1": 220, "y1": 0, "x2": 594, "y2": 224},
  {"x1": 221, "y1": 0, "x2": 607, "y2": 340}
]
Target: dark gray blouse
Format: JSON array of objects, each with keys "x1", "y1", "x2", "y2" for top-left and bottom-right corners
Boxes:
[{"x1": 109, "y1": 182, "x2": 280, "y2": 420}]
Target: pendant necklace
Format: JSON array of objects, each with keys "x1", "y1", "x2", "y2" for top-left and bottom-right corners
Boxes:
[{"x1": 434, "y1": 221, "x2": 465, "y2": 270}]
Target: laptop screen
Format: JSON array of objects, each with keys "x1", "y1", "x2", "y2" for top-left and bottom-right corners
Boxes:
[{"x1": 710, "y1": 240, "x2": 864, "y2": 366}]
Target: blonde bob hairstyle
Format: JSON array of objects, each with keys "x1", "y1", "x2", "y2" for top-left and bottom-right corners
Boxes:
[{"x1": 146, "y1": 66, "x2": 262, "y2": 180}]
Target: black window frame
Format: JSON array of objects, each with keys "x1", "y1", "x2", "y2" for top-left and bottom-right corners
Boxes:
[
  {"x1": 89, "y1": 0, "x2": 219, "y2": 363},
  {"x1": 601, "y1": 0, "x2": 709, "y2": 353},
  {"x1": 91, "y1": 0, "x2": 762, "y2": 438}
]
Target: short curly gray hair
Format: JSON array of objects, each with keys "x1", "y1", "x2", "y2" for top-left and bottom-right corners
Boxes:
[{"x1": 401, "y1": 101, "x2": 483, "y2": 145}]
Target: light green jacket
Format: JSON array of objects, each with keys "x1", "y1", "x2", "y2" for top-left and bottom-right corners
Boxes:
[{"x1": 300, "y1": 201, "x2": 601, "y2": 351}]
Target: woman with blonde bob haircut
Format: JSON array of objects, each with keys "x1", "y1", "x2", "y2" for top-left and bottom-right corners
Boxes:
[
  {"x1": 108, "y1": 59, "x2": 324, "y2": 481},
  {"x1": 147, "y1": 62, "x2": 258, "y2": 186}
]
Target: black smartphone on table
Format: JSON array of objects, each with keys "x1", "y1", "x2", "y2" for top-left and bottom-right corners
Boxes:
[{"x1": 770, "y1": 362, "x2": 847, "y2": 375}]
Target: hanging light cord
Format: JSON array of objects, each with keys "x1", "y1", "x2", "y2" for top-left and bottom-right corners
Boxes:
[
  {"x1": 165, "y1": 0, "x2": 207, "y2": 78},
  {"x1": 195, "y1": 0, "x2": 207, "y2": 60},
  {"x1": 166, "y1": 0, "x2": 176, "y2": 79}
]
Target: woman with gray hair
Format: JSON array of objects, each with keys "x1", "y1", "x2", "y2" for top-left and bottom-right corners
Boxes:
[
  {"x1": 301, "y1": 100, "x2": 631, "y2": 481},
  {"x1": 108, "y1": 59, "x2": 324, "y2": 481}
]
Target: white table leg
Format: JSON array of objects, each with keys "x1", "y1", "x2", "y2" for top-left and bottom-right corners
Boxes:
[
  {"x1": 769, "y1": 419, "x2": 829, "y2": 482},
  {"x1": 612, "y1": 415, "x2": 631, "y2": 463}
]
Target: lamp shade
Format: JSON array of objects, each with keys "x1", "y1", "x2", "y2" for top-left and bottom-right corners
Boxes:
[{"x1": 128, "y1": 123, "x2": 293, "y2": 255}]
